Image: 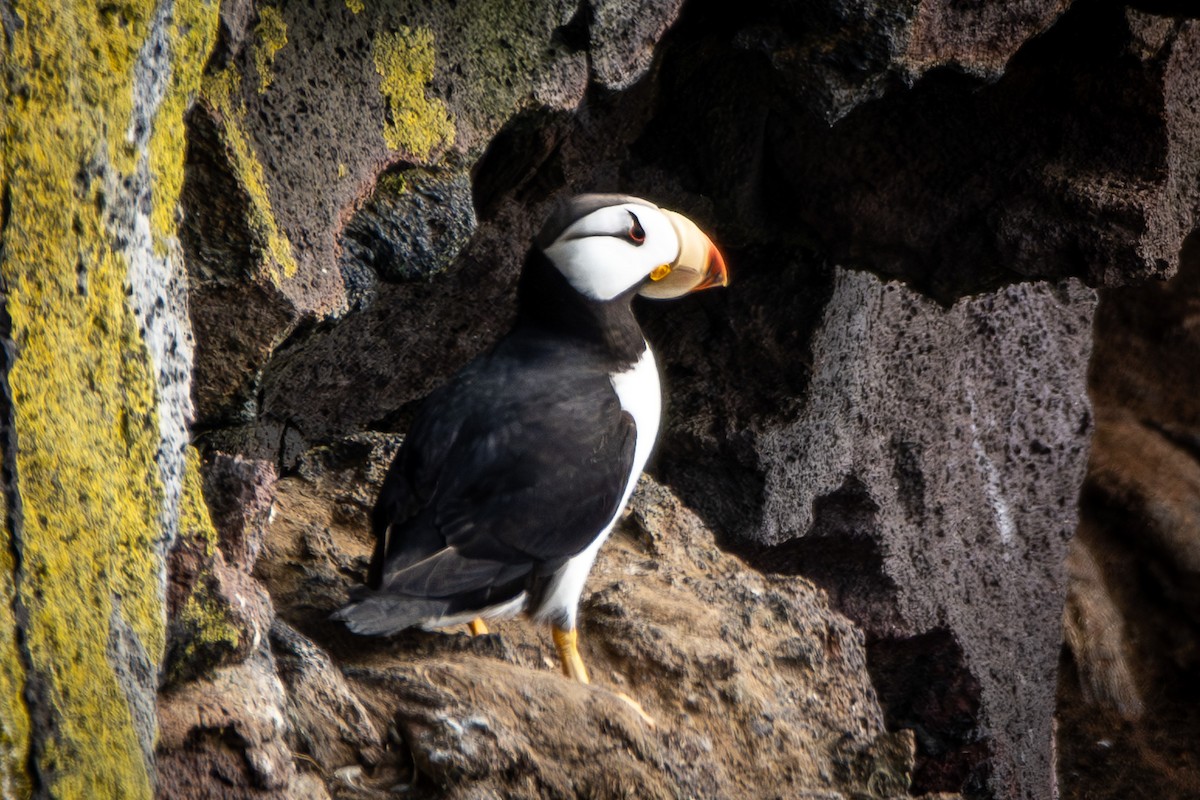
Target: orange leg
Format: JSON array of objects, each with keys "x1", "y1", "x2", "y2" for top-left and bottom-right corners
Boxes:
[
  {"x1": 467, "y1": 618, "x2": 490, "y2": 636},
  {"x1": 552, "y1": 625, "x2": 590, "y2": 683},
  {"x1": 552, "y1": 624, "x2": 654, "y2": 726}
]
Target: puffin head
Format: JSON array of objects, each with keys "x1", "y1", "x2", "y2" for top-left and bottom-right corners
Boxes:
[{"x1": 535, "y1": 194, "x2": 728, "y2": 302}]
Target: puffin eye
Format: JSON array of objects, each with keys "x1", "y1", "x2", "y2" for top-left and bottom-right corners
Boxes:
[{"x1": 627, "y1": 212, "x2": 646, "y2": 245}]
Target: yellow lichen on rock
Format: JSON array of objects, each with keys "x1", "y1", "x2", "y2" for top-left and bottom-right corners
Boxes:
[
  {"x1": 0, "y1": 451, "x2": 29, "y2": 800},
  {"x1": 373, "y1": 27, "x2": 456, "y2": 160},
  {"x1": 346, "y1": 0, "x2": 364, "y2": 14},
  {"x1": 163, "y1": 447, "x2": 245, "y2": 687},
  {"x1": 148, "y1": 0, "x2": 221, "y2": 250},
  {"x1": 0, "y1": 0, "x2": 218, "y2": 795},
  {"x1": 201, "y1": 65, "x2": 299, "y2": 282},
  {"x1": 179, "y1": 446, "x2": 219, "y2": 556},
  {"x1": 174, "y1": 590, "x2": 241, "y2": 663},
  {"x1": 12, "y1": 286, "x2": 165, "y2": 795},
  {"x1": 253, "y1": 6, "x2": 288, "y2": 94}
]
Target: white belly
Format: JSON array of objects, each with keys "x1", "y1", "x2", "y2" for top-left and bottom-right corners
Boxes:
[
  {"x1": 609, "y1": 346, "x2": 662, "y2": 498},
  {"x1": 533, "y1": 346, "x2": 661, "y2": 627}
]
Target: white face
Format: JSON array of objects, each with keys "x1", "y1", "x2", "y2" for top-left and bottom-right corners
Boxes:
[{"x1": 542, "y1": 202, "x2": 681, "y2": 301}]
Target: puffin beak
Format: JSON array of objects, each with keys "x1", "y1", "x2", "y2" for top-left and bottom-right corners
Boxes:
[{"x1": 638, "y1": 210, "x2": 729, "y2": 299}]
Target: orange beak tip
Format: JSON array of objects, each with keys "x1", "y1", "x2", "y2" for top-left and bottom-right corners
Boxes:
[{"x1": 700, "y1": 243, "x2": 729, "y2": 291}]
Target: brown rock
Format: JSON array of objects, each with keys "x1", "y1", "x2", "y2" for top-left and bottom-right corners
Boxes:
[
  {"x1": 164, "y1": 453, "x2": 278, "y2": 686},
  {"x1": 165, "y1": 547, "x2": 274, "y2": 688},
  {"x1": 270, "y1": 619, "x2": 384, "y2": 773},
  {"x1": 255, "y1": 440, "x2": 920, "y2": 799},
  {"x1": 904, "y1": 0, "x2": 1072, "y2": 77},
  {"x1": 180, "y1": 106, "x2": 300, "y2": 426},
  {"x1": 1058, "y1": 235, "x2": 1200, "y2": 798},
  {"x1": 157, "y1": 649, "x2": 326, "y2": 799},
  {"x1": 203, "y1": 453, "x2": 278, "y2": 571}
]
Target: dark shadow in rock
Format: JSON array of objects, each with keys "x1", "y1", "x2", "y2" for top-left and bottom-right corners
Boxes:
[
  {"x1": 640, "y1": 240, "x2": 831, "y2": 545},
  {"x1": 338, "y1": 164, "x2": 478, "y2": 311},
  {"x1": 728, "y1": 476, "x2": 904, "y2": 637},
  {"x1": 181, "y1": 106, "x2": 296, "y2": 430},
  {"x1": 633, "y1": 0, "x2": 1193, "y2": 303},
  {"x1": 867, "y1": 629, "x2": 989, "y2": 798},
  {"x1": 471, "y1": 108, "x2": 576, "y2": 221},
  {"x1": 727, "y1": 477, "x2": 988, "y2": 798},
  {"x1": 653, "y1": 429, "x2": 766, "y2": 548}
]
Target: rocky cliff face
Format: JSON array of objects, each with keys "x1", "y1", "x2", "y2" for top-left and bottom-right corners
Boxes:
[
  {"x1": 0, "y1": 0, "x2": 217, "y2": 793},
  {"x1": 4, "y1": 0, "x2": 1200, "y2": 798},
  {"x1": 163, "y1": 1, "x2": 1200, "y2": 799}
]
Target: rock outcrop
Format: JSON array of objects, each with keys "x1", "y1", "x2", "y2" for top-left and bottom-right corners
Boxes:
[
  {"x1": 167, "y1": 1, "x2": 1200, "y2": 799},
  {"x1": 5, "y1": 0, "x2": 1200, "y2": 798},
  {"x1": 730, "y1": 270, "x2": 1094, "y2": 798},
  {"x1": 0, "y1": 0, "x2": 218, "y2": 793},
  {"x1": 252, "y1": 439, "x2": 921, "y2": 800}
]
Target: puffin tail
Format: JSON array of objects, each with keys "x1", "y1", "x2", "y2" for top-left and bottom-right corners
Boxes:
[{"x1": 331, "y1": 592, "x2": 450, "y2": 636}]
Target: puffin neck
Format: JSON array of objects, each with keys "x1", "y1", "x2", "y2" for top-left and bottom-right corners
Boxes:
[{"x1": 515, "y1": 249, "x2": 647, "y2": 366}]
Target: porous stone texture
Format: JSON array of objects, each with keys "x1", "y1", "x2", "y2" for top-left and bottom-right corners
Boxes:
[
  {"x1": 729, "y1": 0, "x2": 1071, "y2": 125},
  {"x1": 165, "y1": 453, "x2": 277, "y2": 686},
  {"x1": 202, "y1": 453, "x2": 278, "y2": 571},
  {"x1": 589, "y1": 0, "x2": 689, "y2": 91},
  {"x1": 157, "y1": 649, "x2": 329, "y2": 800},
  {"x1": 255, "y1": 441, "x2": 920, "y2": 800},
  {"x1": 182, "y1": 0, "x2": 599, "y2": 434},
  {"x1": 156, "y1": 1, "x2": 1200, "y2": 799},
  {"x1": 245, "y1": 209, "x2": 534, "y2": 463},
  {"x1": 641, "y1": 3, "x2": 1200, "y2": 301},
  {"x1": 269, "y1": 619, "x2": 384, "y2": 775},
  {"x1": 732, "y1": 269, "x2": 1095, "y2": 798},
  {"x1": 339, "y1": 166, "x2": 479, "y2": 310},
  {"x1": 157, "y1": 451, "x2": 325, "y2": 799},
  {"x1": 0, "y1": 0, "x2": 218, "y2": 794}
]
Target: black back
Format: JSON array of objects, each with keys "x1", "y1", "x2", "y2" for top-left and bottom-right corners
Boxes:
[{"x1": 362, "y1": 249, "x2": 645, "y2": 619}]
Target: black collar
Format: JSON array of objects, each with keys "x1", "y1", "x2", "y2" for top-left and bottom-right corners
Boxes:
[{"x1": 514, "y1": 249, "x2": 646, "y2": 368}]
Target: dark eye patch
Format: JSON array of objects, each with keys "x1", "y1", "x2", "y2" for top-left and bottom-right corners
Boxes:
[{"x1": 628, "y1": 211, "x2": 646, "y2": 244}]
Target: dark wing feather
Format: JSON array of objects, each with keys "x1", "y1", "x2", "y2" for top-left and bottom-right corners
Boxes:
[{"x1": 366, "y1": 334, "x2": 637, "y2": 601}]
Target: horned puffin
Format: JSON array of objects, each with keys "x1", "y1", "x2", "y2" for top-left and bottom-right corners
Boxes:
[{"x1": 334, "y1": 194, "x2": 728, "y2": 689}]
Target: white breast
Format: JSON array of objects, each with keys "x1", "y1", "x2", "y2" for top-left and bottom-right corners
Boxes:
[
  {"x1": 609, "y1": 346, "x2": 662, "y2": 498},
  {"x1": 532, "y1": 346, "x2": 662, "y2": 628}
]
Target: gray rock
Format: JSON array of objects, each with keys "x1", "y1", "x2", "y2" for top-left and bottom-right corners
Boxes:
[
  {"x1": 589, "y1": 0, "x2": 688, "y2": 91},
  {"x1": 270, "y1": 619, "x2": 383, "y2": 772},
  {"x1": 745, "y1": 268, "x2": 1095, "y2": 799},
  {"x1": 339, "y1": 167, "x2": 478, "y2": 309}
]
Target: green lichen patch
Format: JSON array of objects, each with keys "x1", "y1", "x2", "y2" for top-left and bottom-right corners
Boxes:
[
  {"x1": 179, "y1": 446, "x2": 219, "y2": 555},
  {"x1": 373, "y1": 26, "x2": 456, "y2": 160},
  {"x1": 346, "y1": 0, "x2": 364, "y2": 13},
  {"x1": 148, "y1": 0, "x2": 221, "y2": 250},
  {"x1": 162, "y1": 448, "x2": 241, "y2": 688},
  {"x1": 375, "y1": 169, "x2": 409, "y2": 196},
  {"x1": 0, "y1": 0, "x2": 218, "y2": 794},
  {"x1": 253, "y1": 6, "x2": 288, "y2": 94},
  {"x1": 165, "y1": 577, "x2": 242, "y2": 688},
  {"x1": 200, "y1": 65, "x2": 299, "y2": 282}
]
